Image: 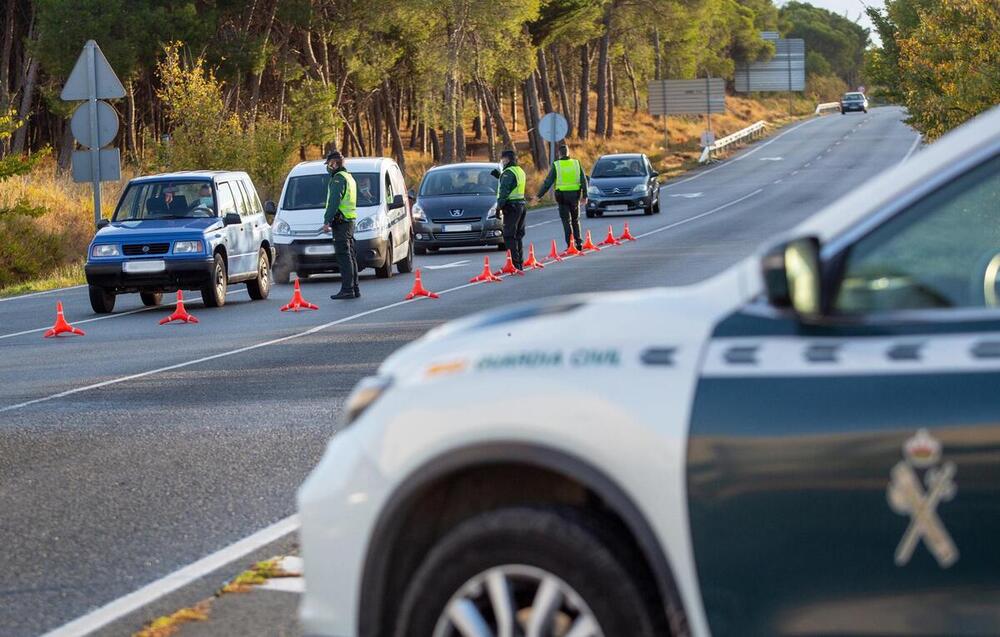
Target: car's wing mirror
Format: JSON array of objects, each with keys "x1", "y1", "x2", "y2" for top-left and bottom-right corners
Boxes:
[
  {"x1": 762, "y1": 236, "x2": 825, "y2": 317},
  {"x1": 223, "y1": 212, "x2": 242, "y2": 226},
  {"x1": 96, "y1": 218, "x2": 111, "y2": 230},
  {"x1": 264, "y1": 200, "x2": 277, "y2": 215},
  {"x1": 389, "y1": 194, "x2": 405, "y2": 210}
]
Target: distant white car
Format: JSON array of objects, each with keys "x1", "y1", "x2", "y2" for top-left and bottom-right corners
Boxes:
[
  {"x1": 841, "y1": 91, "x2": 868, "y2": 114},
  {"x1": 298, "y1": 107, "x2": 1000, "y2": 636},
  {"x1": 270, "y1": 157, "x2": 414, "y2": 283}
]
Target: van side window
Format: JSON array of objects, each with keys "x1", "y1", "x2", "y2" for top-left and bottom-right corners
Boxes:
[
  {"x1": 385, "y1": 173, "x2": 394, "y2": 203},
  {"x1": 217, "y1": 182, "x2": 238, "y2": 217}
]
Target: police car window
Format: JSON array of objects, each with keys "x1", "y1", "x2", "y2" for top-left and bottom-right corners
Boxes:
[
  {"x1": 835, "y1": 154, "x2": 1000, "y2": 313},
  {"x1": 217, "y1": 182, "x2": 238, "y2": 216}
]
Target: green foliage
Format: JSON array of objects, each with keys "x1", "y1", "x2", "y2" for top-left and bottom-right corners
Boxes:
[
  {"x1": 0, "y1": 111, "x2": 47, "y2": 217},
  {"x1": 780, "y1": 1, "x2": 868, "y2": 86},
  {"x1": 287, "y1": 79, "x2": 340, "y2": 152},
  {"x1": 0, "y1": 212, "x2": 68, "y2": 288}
]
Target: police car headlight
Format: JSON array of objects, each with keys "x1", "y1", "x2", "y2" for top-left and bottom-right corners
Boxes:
[
  {"x1": 587, "y1": 185, "x2": 600, "y2": 196},
  {"x1": 173, "y1": 240, "x2": 204, "y2": 254},
  {"x1": 91, "y1": 244, "x2": 120, "y2": 257},
  {"x1": 356, "y1": 213, "x2": 388, "y2": 233},
  {"x1": 412, "y1": 202, "x2": 427, "y2": 222},
  {"x1": 343, "y1": 375, "x2": 393, "y2": 426},
  {"x1": 486, "y1": 204, "x2": 498, "y2": 219},
  {"x1": 273, "y1": 219, "x2": 291, "y2": 235},
  {"x1": 632, "y1": 184, "x2": 648, "y2": 194}
]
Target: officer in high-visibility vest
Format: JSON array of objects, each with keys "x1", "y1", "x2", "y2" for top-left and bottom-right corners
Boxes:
[
  {"x1": 496, "y1": 149, "x2": 528, "y2": 270},
  {"x1": 320, "y1": 150, "x2": 360, "y2": 299},
  {"x1": 535, "y1": 142, "x2": 588, "y2": 251}
]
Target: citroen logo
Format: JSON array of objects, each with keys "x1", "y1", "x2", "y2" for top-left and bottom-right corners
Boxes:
[
  {"x1": 613, "y1": 188, "x2": 622, "y2": 194},
  {"x1": 450, "y1": 209, "x2": 463, "y2": 217},
  {"x1": 142, "y1": 245, "x2": 150, "y2": 253}
]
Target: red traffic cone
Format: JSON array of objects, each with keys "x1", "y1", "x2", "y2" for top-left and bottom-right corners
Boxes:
[
  {"x1": 581, "y1": 230, "x2": 602, "y2": 252},
  {"x1": 599, "y1": 225, "x2": 621, "y2": 247},
  {"x1": 281, "y1": 279, "x2": 319, "y2": 311},
  {"x1": 494, "y1": 250, "x2": 525, "y2": 276},
  {"x1": 561, "y1": 234, "x2": 584, "y2": 257},
  {"x1": 470, "y1": 256, "x2": 502, "y2": 283},
  {"x1": 159, "y1": 290, "x2": 199, "y2": 325},
  {"x1": 618, "y1": 222, "x2": 637, "y2": 242},
  {"x1": 545, "y1": 239, "x2": 563, "y2": 262},
  {"x1": 522, "y1": 243, "x2": 545, "y2": 270},
  {"x1": 43, "y1": 301, "x2": 85, "y2": 337},
  {"x1": 405, "y1": 269, "x2": 440, "y2": 299}
]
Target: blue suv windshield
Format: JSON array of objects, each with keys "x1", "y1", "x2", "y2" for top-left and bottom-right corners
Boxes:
[{"x1": 113, "y1": 180, "x2": 217, "y2": 221}]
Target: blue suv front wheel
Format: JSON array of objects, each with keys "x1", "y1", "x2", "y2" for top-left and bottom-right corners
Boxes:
[{"x1": 201, "y1": 254, "x2": 228, "y2": 308}]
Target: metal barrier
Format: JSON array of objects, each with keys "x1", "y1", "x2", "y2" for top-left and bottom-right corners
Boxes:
[
  {"x1": 815, "y1": 101, "x2": 841, "y2": 115},
  {"x1": 698, "y1": 121, "x2": 768, "y2": 163}
]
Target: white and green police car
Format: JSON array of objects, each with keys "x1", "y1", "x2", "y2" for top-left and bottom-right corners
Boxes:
[{"x1": 298, "y1": 107, "x2": 1000, "y2": 637}]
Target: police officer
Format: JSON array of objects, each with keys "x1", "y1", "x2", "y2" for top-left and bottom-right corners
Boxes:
[
  {"x1": 534, "y1": 142, "x2": 588, "y2": 251},
  {"x1": 495, "y1": 149, "x2": 527, "y2": 270},
  {"x1": 320, "y1": 151, "x2": 360, "y2": 300}
]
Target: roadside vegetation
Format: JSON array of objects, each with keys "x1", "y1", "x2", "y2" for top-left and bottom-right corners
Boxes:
[{"x1": 0, "y1": 0, "x2": 915, "y2": 294}]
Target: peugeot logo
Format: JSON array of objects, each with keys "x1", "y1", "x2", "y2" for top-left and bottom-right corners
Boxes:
[
  {"x1": 450, "y1": 209, "x2": 463, "y2": 217},
  {"x1": 142, "y1": 245, "x2": 150, "y2": 253}
]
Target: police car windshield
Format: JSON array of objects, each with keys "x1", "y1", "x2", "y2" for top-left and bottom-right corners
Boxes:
[
  {"x1": 420, "y1": 167, "x2": 498, "y2": 196},
  {"x1": 112, "y1": 180, "x2": 216, "y2": 221},
  {"x1": 281, "y1": 172, "x2": 380, "y2": 210},
  {"x1": 592, "y1": 158, "x2": 646, "y2": 178}
]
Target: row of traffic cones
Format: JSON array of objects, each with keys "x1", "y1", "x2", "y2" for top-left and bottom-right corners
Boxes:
[{"x1": 43, "y1": 291, "x2": 199, "y2": 338}]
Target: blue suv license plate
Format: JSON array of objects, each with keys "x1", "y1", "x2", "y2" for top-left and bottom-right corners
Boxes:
[{"x1": 123, "y1": 260, "x2": 166, "y2": 273}]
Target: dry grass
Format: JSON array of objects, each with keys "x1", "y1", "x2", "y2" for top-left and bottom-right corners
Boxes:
[{"x1": 132, "y1": 600, "x2": 211, "y2": 637}]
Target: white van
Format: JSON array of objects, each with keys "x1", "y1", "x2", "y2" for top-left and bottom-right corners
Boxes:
[{"x1": 270, "y1": 158, "x2": 414, "y2": 283}]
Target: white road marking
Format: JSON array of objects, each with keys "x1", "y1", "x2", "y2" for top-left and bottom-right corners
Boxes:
[
  {"x1": 526, "y1": 219, "x2": 559, "y2": 228},
  {"x1": 39, "y1": 515, "x2": 301, "y2": 637},
  {"x1": 791, "y1": 170, "x2": 799, "y2": 175},
  {"x1": 900, "y1": 133, "x2": 922, "y2": 164},
  {"x1": 635, "y1": 189, "x2": 762, "y2": 239},
  {"x1": 668, "y1": 192, "x2": 704, "y2": 199},
  {"x1": 424, "y1": 260, "x2": 470, "y2": 270},
  {"x1": 773, "y1": 179, "x2": 783, "y2": 184},
  {"x1": 805, "y1": 162, "x2": 812, "y2": 168},
  {"x1": 759, "y1": 157, "x2": 783, "y2": 161},
  {"x1": 0, "y1": 285, "x2": 87, "y2": 303},
  {"x1": 0, "y1": 289, "x2": 246, "y2": 341}
]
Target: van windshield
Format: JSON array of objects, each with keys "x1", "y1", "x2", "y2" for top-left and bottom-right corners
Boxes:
[
  {"x1": 281, "y1": 172, "x2": 380, "y2": 210},
  {"x1": 112, "y1": 180, "x2": 216, "y2": 221},
  {"x1": 420, "y1": 167, "x2": 498, "y2": 196}
]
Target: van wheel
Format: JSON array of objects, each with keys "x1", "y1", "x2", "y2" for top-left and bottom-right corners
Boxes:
[
  {"x1": 273, "y1": 260, "x2": 291, "y2": 285},
  {"x1": 375, "y1": 243, "x2": 393, "y2": 279},
  {"x1": 394, "y1": 507, "x2": 661, "y2": 637},
  {"x1": 89, "y1": 285, "x2": 116, "y2": 314},
  {"x1": 586, "y1": 210, "x2": 595, "y2": 218},
  {"x1": 397, "y1": 237, "x2": 415, "y2": 274},
  {"x1": 246, "y1": 248, "x2": 271, "y2": 300},
  {"x1": 139, "y1": 291, "x2": 162, "y2": 307},
  {"x1": 201, "y1": 254, "x2": 227, "y2": 307}
]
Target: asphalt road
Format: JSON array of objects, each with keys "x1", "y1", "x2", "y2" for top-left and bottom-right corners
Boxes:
[{"x1": 0, "y1": 107, "x2": 919, "y2": 636}]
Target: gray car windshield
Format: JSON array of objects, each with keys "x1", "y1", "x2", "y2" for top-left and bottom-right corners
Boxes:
[
  {"x1": 592, "y1": 158, "x2": 646, "y2": 178},
  {"x1": 282, "y1": 172, "x2": 380, "y2": 210},
  {"x1": 420, "y1": 167, "x2": 498, "y2": 196},
  {"x1": 112, "y1": 180, "x2": 216, "y2": 221}
]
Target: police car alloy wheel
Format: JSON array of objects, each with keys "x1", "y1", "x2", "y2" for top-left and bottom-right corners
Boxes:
[{"x1": 394, "y1": 507, "x2": 661, "y2": 637}]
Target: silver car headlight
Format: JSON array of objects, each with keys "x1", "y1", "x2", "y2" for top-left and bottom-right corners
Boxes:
[
  {"x1": 587, "y1": 185, "x2": 601, "y2": 196},
  {"x1": 273, "y1": 219, "x2": 291, "y2": 235},
  {"x1": 412, "y1": 202, "x2": 427, "y2": 222},
  {"x1": 173, "y1": 240, "x2": 204, "y2": 254},
  {"x1": 632, "y1": 184, "x2": 648, "y2": 194},
  {"x1": 343, "y1": 375, "x2": 394, "y2": 426},
  {"x1": 91, "y1": 244, "x2": 120, "y2": 257}
]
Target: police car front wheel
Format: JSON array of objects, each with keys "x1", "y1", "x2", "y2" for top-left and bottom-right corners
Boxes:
[{"x1": 394, "y1": 507, "x2": 661, "y2": 637}]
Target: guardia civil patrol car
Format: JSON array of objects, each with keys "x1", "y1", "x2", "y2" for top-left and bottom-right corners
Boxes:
[{"x1": 297, "y1": 107, "x2": 1000, "y2": 637}]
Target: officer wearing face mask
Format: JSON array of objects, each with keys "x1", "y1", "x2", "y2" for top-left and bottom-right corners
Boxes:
[
  {"x1": 320, "y1": 151, "x2": 359, "y2": 300},
  {"x1": 492, "y1": 149, "x2": 527, "y2": 270}
]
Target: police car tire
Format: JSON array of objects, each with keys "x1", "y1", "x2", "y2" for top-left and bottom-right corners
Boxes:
[
  {"x1": 394, "y1": 506, "x2": 661, "y2": 637},
  {"x1": 88, "y1": 285, "x2": 116, "y2": 314},
  {"x1": 139, "y1": 291, "x2": 162, "y2": 307},
  {"x1": 201, "y1": 254, "x2": 227, "y2": 308}
]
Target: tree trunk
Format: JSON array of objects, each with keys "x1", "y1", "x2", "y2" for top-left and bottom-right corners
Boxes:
[
  {"x1": 652, "y1": 27, "x2": 662, "y2": 81},
  {"x1": 372, "y1": 96, "x2": 384, "y2": 156},
  {"x1": 12, "y1": 54, "x2": 37, "y2": 154},
  {"x1": 429, "y1": 126, "x2": 441, "y2": 162},
  {"x1": 523, "y1": 75, "x2": 546, "y2": 170},
  {"x1": 477, "y1": 82, "x2": 496, "y2": 161},
  {"x1": 0, "y1": 0, "x2": 14, "y2": 116},
  {"x1": 125, "y1": 80, "x2": 138, "y2": 161},
  {"x1": 510, "y1": 85, "x2": 517, "y2": 132},
  {"x1": 57, "y1": 121, "x2": 74, "y2": 172},
  {"x1": 606, "y1": 60, "x2": 615, "y2": 138},
  {"x1": 352, "y1": 110, "x2": 367, "y2": 156},
  {"x1": 595, "y1": 6, "x2": 612, "y2": 137},
  {"x1": 623, "y1": 54, "x2": 640, "y2": 115},
  {"x1": 472, "y1": 98, "x2": 483, "y2": 140},
  {"x1": 383, "y1": 82, "x2": 405, "y2": 171},
  {"x1": 536, "y1": 48, "x2": 554, "y2": 114},
  {"x1": 553, "y1": 49, "x2": 573, "y2": 136},
  {"x1": 456, "y1": 124, "x2": 466, "y2": 161},
  {"x1": 577, "y1": 43, "x2": 590, "y2": 140},
  {"x1": 478, "y1": 80, "x2": 513, "y2": 150}
]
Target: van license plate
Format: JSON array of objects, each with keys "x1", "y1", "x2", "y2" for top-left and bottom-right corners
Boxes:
[
  {"x1": 123, "y1": 260, "x2": 166, "y2": 273},
  {"x1": 305, "y1": 245, "x2": 335, "y2": 255},
  {"x1": 444, "y1": 224, "x2": 472, "y2": 232}
]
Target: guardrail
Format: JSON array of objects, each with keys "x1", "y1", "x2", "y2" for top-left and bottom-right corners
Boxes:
[
  {"x1": 698, "y1": 121, "x2": 768, "y2": 164},
  {"x1": 815, "y1": 101, "x2": 841, "y2": 115}
]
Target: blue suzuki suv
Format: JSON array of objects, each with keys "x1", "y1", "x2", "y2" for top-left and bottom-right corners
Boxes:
[{"x1": 85, "y1": 171, "x2": 274, "y2": 314}]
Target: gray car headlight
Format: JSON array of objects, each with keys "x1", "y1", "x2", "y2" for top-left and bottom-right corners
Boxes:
[
  {"x1": 342, "y1": 375, "x2": 394, "y2": 426},
  {"x1": 91, "y1": 244, "x2": 120, "y2": 257},
  {"x1": 412, "y1": 202, "x2": 427, "y2": 222},
  {"x1": 173, "y1": 240, "x2": 204, "y2": 254},
  {"x1": 632, "y1": 184, "x2": 648, "y2": 194},
  {"x1": 587, "y1": 185, "x2": 600, "y2": 196},
  {"x1": 486, "y1": 204, "x2": 498, "y2": 218}
]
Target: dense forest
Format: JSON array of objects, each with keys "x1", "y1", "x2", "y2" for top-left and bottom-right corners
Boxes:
[{"x1": 0, "y1": 0, "x2": 869, "y2": 177}]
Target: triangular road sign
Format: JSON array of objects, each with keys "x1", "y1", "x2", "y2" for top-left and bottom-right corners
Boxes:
[{"x1": 61, "y1": 40, "x2": 125, "y2": 101}]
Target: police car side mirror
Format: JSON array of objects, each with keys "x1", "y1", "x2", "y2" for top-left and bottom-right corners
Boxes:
[
  {"x1": 223, "y1": 212, "x2": 242, "y2": 226},
  {"x1": 388, "y1": 194, "x2": 405, "y2": 210},
  {"x1": 762, "y1": 236, "x2": 825, "y2": 317}
]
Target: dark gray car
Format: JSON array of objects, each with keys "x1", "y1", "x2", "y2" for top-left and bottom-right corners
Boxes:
[
  {"x1": 411, "y1": 162, "x2": 505, "y2": 253},
  {"x1": 585, "y1": 153, "x2": 661, "y2": 218}
]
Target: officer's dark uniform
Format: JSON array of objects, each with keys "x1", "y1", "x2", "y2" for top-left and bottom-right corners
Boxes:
[
  {"x1": 536, "y1": 146, "x2": 588, "y2": 251},
  {"x1": 496, "y1": 151, "x2": 527, "y2": 270},
  {"x1": 323, "y1": 154, "x2": 360, "y2": 299}
]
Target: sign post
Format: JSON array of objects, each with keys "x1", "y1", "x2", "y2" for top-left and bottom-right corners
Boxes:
[
  {"x1": 538, "y1": 112, "x2": 569, "y2": 164},
  {"x1": 61, "y1": 40, "x2": 125, "y2": 227}
]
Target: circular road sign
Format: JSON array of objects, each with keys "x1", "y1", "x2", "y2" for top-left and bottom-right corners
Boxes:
[
  {"x1": 70, "y1": 100, "x2": 119, "y2": 149},
  {"x1": 539, "y1": 112, "x2": 569, "y2": 143}
]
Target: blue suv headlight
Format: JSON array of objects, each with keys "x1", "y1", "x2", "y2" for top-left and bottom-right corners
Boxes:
[
  {"x1": 91, "y1": 244, "x2": 120, "y2": 257},
  {"x1": 173, "y1": 240, "x2": 204, "y2": 254}
]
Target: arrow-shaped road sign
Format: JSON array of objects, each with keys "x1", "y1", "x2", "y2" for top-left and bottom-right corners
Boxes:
[{"x1": 61, "y1": 40, "x2": 125, "y2": 101}]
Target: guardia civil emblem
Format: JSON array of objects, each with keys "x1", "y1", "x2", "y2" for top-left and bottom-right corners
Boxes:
[{"x1": 886, "y1": 429, "x2": 958, "y2": 568}]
